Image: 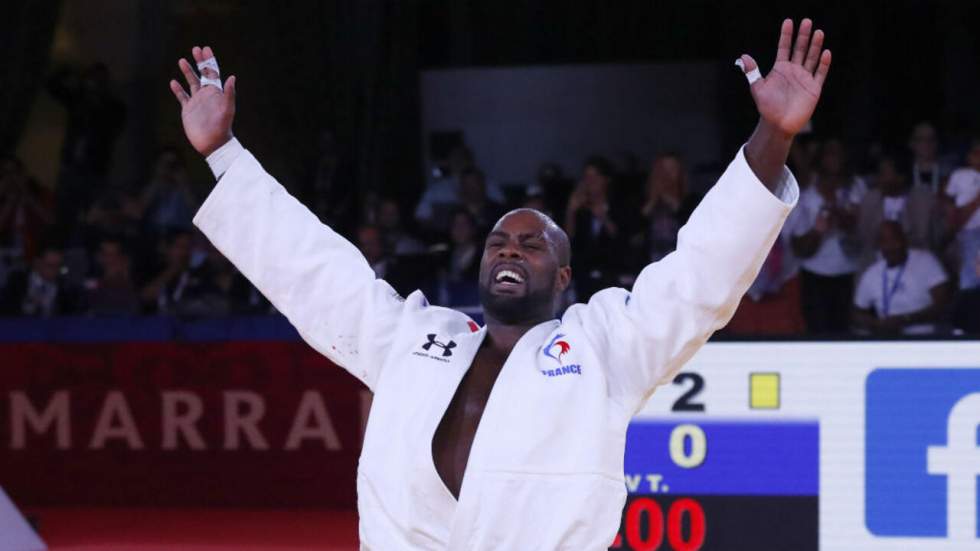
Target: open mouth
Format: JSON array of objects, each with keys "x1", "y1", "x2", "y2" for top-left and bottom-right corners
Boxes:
[{"x1": 491, "y1": 265, "x2": 527, "y2": 291}]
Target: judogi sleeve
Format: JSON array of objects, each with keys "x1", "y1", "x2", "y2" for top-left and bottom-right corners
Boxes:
[
  {"x1": 193, "y1": 140, "x2": 405, "y2": 391},
  {"x1": 573, "y1": 146, "x2": 798, "y2": 413}
]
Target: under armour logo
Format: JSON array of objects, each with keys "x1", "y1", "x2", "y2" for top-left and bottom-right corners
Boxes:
[{"x1": 422, "y1": 334, "x2": 456, "y2": 357}]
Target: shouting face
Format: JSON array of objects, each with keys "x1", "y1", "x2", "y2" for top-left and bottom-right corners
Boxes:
[{"x1": 478, "y1": 209, "x2": 571, "y2": 325}]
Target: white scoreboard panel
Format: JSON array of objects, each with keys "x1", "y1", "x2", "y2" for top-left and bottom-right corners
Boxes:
[{"x1": 613, "y1": 341, "x2": 980, "y2": 551}]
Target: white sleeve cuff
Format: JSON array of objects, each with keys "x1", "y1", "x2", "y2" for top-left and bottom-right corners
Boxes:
[
  {"x1": 772, "y1": 168, "x2": 798, "y2": 205},
  {"x1": 737, "y1": 144, "x2": 799, "y2": 207},
  {"x1": 206, "y1": 137, "x2": 245, "y2": 179}
]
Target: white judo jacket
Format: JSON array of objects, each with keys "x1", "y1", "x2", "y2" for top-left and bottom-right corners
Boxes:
[{"x1": 193, "y1": 140, "x2": 798, "y2": 550}]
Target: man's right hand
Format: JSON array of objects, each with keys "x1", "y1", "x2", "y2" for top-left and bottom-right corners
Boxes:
[{"x1": 169, "y1": 46, "x2": 237, "y2": 157}]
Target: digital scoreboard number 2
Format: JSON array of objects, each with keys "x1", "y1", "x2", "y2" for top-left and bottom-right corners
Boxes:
[{"x1": 670, "y1": 373, "x2": 706, "y2": 413}]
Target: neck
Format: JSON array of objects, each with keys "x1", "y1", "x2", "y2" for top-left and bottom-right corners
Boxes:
[
  {"x1": 886, "y1": 252, "x2": 908, "y2": 268},
  {"x1": 483, "y1": 315, "x2": 549, "y2": 353}
]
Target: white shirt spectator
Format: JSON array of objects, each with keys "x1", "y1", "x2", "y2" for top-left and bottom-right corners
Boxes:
[
  {"x1": 854, "y1": 248, "x2": 947, "y2": 335},
  {"x1": 787, "y1": 177, "x2": 867, "y2": 276},
  {"x1": 946, "y1": 167, "x2": 980, "y2": 231},
  {"x1": 414, "y1": 175, "x2": 506, "y2": 225},
  {"x1": 911, "y1": 162, "x2": 946, "y2": 194},
  {"x1": 882, "y1": 196, "x2": 907, "y2": 221}
]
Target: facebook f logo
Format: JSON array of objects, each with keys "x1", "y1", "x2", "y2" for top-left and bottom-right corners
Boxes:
[
  {"x1": 927, "y1": 394, "x2": 980, "y2": 540},
  {"x1": 866, "y1": 369, "x2": 980, "y2": 539}
]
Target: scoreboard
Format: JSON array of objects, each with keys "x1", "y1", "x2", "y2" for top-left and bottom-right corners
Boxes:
[{"x1": 612, "y1": 340, "x2": 980, "y2": 551}]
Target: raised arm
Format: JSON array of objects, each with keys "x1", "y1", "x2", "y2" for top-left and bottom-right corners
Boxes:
[
  {"x1": 572, "y1": 19, "x2": 832, "y2": 412},
  {"x1": 740, "y1": 18, "x2": 831, "y2": 189},
  {"x1": 169, "y1": 47, "x2": 407, "y2": 390}
]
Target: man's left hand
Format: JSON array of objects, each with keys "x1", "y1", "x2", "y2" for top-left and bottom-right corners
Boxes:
[{"x1": 739, "y1": 18, "x2": 832, "y2": 138}]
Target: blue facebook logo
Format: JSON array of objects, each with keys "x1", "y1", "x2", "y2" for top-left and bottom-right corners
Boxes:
[{"x1": 866, "y1": 369, "x2": 980, "y2": 539}]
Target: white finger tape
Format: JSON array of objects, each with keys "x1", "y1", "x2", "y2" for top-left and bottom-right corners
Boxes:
[
  {"x1": 734, "y1": 58, "x2": 762, "y2": 85},
  {"x1": 197, "y1": 57, "x2": 223, "y2": 91}
]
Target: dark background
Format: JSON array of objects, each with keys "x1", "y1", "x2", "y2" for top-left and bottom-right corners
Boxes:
[{"x1": 3, "y1": 0, "x2": 978, "y2": 203}]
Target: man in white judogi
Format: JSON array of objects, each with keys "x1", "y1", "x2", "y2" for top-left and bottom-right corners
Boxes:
[{"x1": 169, "y1": 19, "x2": 832, "y2": 550}]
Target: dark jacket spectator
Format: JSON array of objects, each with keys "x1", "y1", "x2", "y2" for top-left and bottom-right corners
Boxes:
[
  {"x1": 438, "y1": 209, "x2": 482, "y2": 307},
  {"x1": 83, "y1": 236, "x2": 140, "y2": 316},
  {"x1": 631, "y1": 153, "x2": 701, "y2": 267},
  {"x1": 138, "y1": 148, "x2": 199, "y2": 236},
  {"x1": 47, "y1": 63, "x2": 126, "y2": 230},
  {"x1": 1, "y1": 245, "x2": 79, "y2": 316},
  {"x1": 564, "y1": 156, "x2": 629, "y2": 301},
  {"x1": 377, "y1": 197, "x2": 426, "y2": 256},
  {"x1": 0, "y1": 157, "x2": 55, "y2": 262},
  {"x1": 299, "y1": 130, "x2": 358, "y2": 235}
]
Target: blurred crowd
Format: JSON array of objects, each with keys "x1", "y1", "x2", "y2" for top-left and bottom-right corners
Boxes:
[{"x1": 2, "y1": 64, "x2": 979, "y2": 337}]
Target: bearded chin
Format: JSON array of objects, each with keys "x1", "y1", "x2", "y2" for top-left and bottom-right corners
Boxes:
[{"x1": 478, "y1": 282, "x2": 555, "y2": 325}]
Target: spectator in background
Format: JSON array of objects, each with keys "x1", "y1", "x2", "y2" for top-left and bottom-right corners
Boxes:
[
  {"x1": 534, "y1": 162, "x2": 572, "y2": 223},
  {"x1": 82, "y1": 187, "x2": 144, "y2": 247},
  {"x1": 787, "y1": 139, "x2": 865, "y2": 334},
  {"x1": 439, "y1": 209, "x2": 482, "y2": 307},
  {"x1": 47, "y1": 63, "x2": 126, "y2": 232},
  {"x1": 0, "y1": 243, "x2": 79, "y2": 317},
  {"x1": 139, "y1": 230, "x2": 193, "y2": 314},
  {"x1": 726, "y1": 230, "x2": 805, "y2": 335},
  {"x1": 185, "y1": 242, "x2": 264, "y2": 316},
  {"x1": 788, "y1": 133, "x2": 821, "y2": 188},
  {"x1": 0, "y1": 156, "x2": 55, "y2": 263},
  {"x1": 565, "y1": 156, "x2": 628, "y2": 301},
  {"x1": 138, "y1": 148, "x2": 199, "y2": 235},
  {"x1": 376, "y1": 197, "x2": 425, "y2": 255},
  {"x1": 356, "y1": 224, "x2": 389, "y2": 279},
  {"x1": 815, "y1": 138, "x2": 868, "y2": 204},
  {"x1": 944, "y1": 138, "x2": 980, "y2": 292},
  {"x1": 952, "y1": 252, "x2": 980, "y2": 334},
  {"x1": 415, "y1": 145, "x2": 505, "y2": 231},
  {"x1": 445, "y1": 209, "x2": 481, "y2": 282},
  {"x1": 140, "y1": 230, "x2": 241, "y2": 317},
  {"x1": 632, "y1": 152, "x2": 700, "y2": 265},
  {"x1": 857, "y1": 154, "x2": 939, "y2": 268},
  {"x1": 301, "y1": 130, "x2": 357, "y2": 235},
  {"x1": 522, "y1": 184, "x2": 551, "y2": 219},
  {"x1": 908, "y1": 122, "x2": 949, "y2": 194},
  {"x1": 83, "y1": 236, "x2": 140, "y2": 316},
  {"x1": 457, "y1": 169, "x2": 504, "y2": 232},
  {"x1": 853, "y1": 221, "x2": 949, "y2": 336}
]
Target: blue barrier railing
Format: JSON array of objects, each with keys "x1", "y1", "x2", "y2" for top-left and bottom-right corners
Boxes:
[
  {"x1": 0, "y1": 315, "x2": 301, "y2": 343},
  {"x1": 0, "y1": 308, "x2": 488, "y2": 343}
]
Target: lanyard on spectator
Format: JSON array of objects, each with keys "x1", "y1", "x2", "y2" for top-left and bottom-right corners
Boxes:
[{"x1": 881, "y1": 263, "x2": 906, "y2": 317}]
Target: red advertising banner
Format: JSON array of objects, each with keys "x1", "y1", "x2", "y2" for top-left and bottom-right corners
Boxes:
[{"x1": 0, "y1": 342, "x2": 369, "y2": 508}]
